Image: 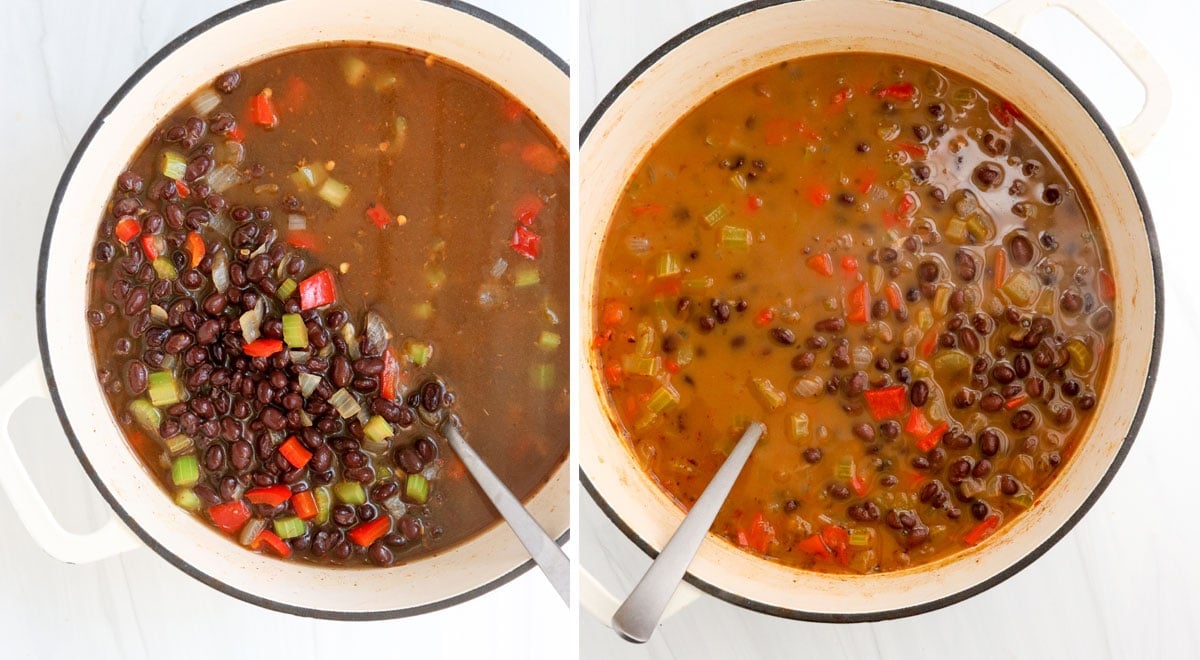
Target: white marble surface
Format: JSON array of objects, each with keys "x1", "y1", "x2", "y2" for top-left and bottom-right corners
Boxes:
[
  {"x1": 0, "y1": 2, "x2": 569, "y2": 659},
  {"x1": 580, "y1": 0, "x2": 1200, "y2": 658}
]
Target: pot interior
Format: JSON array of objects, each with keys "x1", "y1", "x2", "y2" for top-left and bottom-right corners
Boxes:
[
  {"x1": 41, "y1": 0, "x2": 567, "y2": 617},
  {"x1": 580, "y1": 0, "x2": 1155, "y2": 618}
]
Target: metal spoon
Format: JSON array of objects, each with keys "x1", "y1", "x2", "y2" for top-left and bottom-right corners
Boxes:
[
  {"x1": 611, "y1": 422, "x2": 765, "y2": 643},
  {"x1": 440, "y1": 419, "x2": 570, "y2": 605}
]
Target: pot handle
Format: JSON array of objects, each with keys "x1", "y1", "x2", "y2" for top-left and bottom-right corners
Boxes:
[
  {"x1": 581, "y1": 565, "x2": 704, "y2": 631},
  {"x1": 0, "y1": 359, "x2": 142, "y2": 563},
  {"x1": 985, "y1": 0, "x2": 1170, "y2": 157}
]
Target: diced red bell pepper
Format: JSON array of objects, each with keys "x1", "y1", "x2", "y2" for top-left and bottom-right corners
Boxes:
[
  {"x1": 850, "y1": 473, "x2": 869, "y2": 497},
  {"x1": 365, "y1": 203, "x2": 392, "y2": 229},
  {"x1": 114, "y1": 217, "x2": 140, "y2": 243},
  {"x1": 186, "y1": 232, "x2": 205, "y2": 268},
  {"x1": 963, "y1": 514, "x2": 1001, "y2": 546},
  {"x1": 290, "y1": 490, "x2": 318, "y2": 520},
  {"x1": 897, "y1": 191, "x2": 919, "y2": 217},
  {"x1": 895, "y1": 141, "x2": 928, "y2": 160},
  {"x1": 245, "y1": 485, "x2": 292, "y2": 507},
  {"x1": 829, "y1": 86, "x2": 852, "y2": 111},
  {"x1": 347, "y1": 516, "x2": 391, "y2": 547},
  {"x1": 846, "y1": 282, "x2": 869, "y2": 324},
  {"x1": 754, "y1": 308, "x2": 775, "y2": 327},
  {"x1": 806, "y1": 183, "x2": 831, "y2": 207},
  {"x1": 630, "y1": 203, "x2": 665, "y2": 216},
  {"x1": 253, "y1": 529, "x2": 292, "y2": 558},
  {"x1": 990, "y1": 100, "x2": 1022, "y2": 127},
  {"x1": 249, "y1": 91, "x2": 278, "y2": 128},
  {"x1": 886, "y1": 282, "x2": 904, "y2": 311},
  {"x1": 282, "y1": 75, "x2": 309, "y2": 113},
  {"x1": 877, "y1": 82, "x2": 916, "y2": 101},
  {"x1": 140, "y1": 234, "x2": 161, "y2": 261},
  {"x1": 855, "y1": 166, "x2": 877, "y2": 195},
  {"x1": 175, "y1": 180, "x2": 190, "y2": 199},
  {"x1": 509, "y1": 225, "x2": 541, "y2": 260},
  {"x1": 916, "y1": 422, "x2": 949, "y2": 452},
  {"x1": 738, "y1": 512, "x2": 775, "y2": 554},
  {"x1": 994, "y1": 249, "x2": 1008, "y2": 290},
  {"x1": 242, "y1": 338, "x2": 283, "y2": 358},
  {"x1": 285, "y1": 229, "x2": 319, "y2": 250},
  {"x1": 299, "y1": 270, "x2": 336, "y2": 310},
  {"x1": 520, "y1": 142, "x2": 560, "y2": 174},
  {"x1": 663, "y1": 359, "x2": 680, "y2": 374},
  {"x1": 1004, "y1": 394, "x2": 1029, "y2": 410},
  {"x1": 601, "y1": 300, "x2": 625, "y2": 327},
  {"x1": 820, "y1": 524, "x2": 851, "y2": 565},
  {"x1": 918, "y1": 326, "x2": 940, "y2": 358},
  {"x1": 864, "y1": 385, "x2": 907, "y2": 420},
  {"x1": 228, "y1": 125, "x2": 245, "y2": 143},
  {"x1": 603, "y1": 363, "x2": 623, "y2": 386},
  {"x1": 500, "y1": 98, "x2": 524, "y2": 122},
  {"x1": 514, "y1": 193, "x2": 546, "y2": 225},
  {"x1": 208, "y1": 500, "x2": 250, "y2": 534},
  {"x1": 380, "y1": 347, "x2": 399, "y2": 401},
  {"x1": 796, "y1": 533, "x2": 831, "y2": 558},
  {"x1": 745, "y1": 194, "x2": 763, "y2": 211},
  {"x1": 905, "y1": 407, "x2": 933, "y2": 437},
  {"x1": 840, "y1": 255, "x2": 859, "y2": 274},
  {"x1": 807, "y1": 253, "x2": 834, "y2": 277},
  {"x1": 764, "y1": 118, "x2": 792, "y2": 146},
  {"x1": 278, "y1": 436, "x2": 312, "y2": 469}
]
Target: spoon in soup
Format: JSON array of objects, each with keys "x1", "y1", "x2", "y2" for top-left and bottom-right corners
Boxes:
[
  {"x1": 611, "y1": 421, "x2": 766, "y2": 643},
  {"x1": 440, "y1": 418, "x2": 570, "y2": 605}
]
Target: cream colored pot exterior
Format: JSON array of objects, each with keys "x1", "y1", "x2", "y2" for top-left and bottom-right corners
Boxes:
[
  {"x1": 580, "y1": 0, "x2": 1161, "y2": 620},
  {"x1": 23, "y1": 0, "x2": 567, "y2": 618}
]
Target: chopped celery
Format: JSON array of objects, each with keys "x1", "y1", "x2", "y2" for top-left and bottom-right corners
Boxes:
[
  {"x1": 1001, "y1": 271, "x2": 1039, "y2": 306},
  {"x1": 290, "y1": 165, "x2": 319, "y2": 189},
  {"x1": 147, "y1": 371, "x2": 181, "y2": 407},
  {"x1": 730, "y1": 173, "x2": 748, "y2": 190},
  {"x1": 720, "y1": 225, "x2": 752, "y2": 249},
  {"x1": 675, "y1": 344, "x2": 695, "y2": 367},
  {"x1": 916, "y1": 307, "x2": 933, "y2": 332},
  {"x1": 275, "y1": 277, "x2": 297, "y2": 301},
  {"x1": 160, "y1": 150, "x2": 187, "y2": 180},
  {"x1": 342, "y1": 56, "x2": 368, "y2": 86},
  {"x1": 170, "y1": 455, "x2": 200, "y2": 487},
  {"x1": 530, "y1": 363, "x2": 555, "y2": 391},
  {"x1": 514, "y1": 266, "x2": 541, "y2": 287},
  {"x1": 281, "y1": 313, "x2": 308, "y2": 349},
  {"x1": 685, "y1": 277, "x2": 714, "y2": 289},
  {"x1": 373, "y1": 73, "x2": 398, "y2": 91},
  {"x1": 424, "y1": 265, "x2": 446, "y2": 290},
  {"x1": 965, "y1": 213, "x2": 994, "y2": 241},
  {"x1": 646, "y1": 384, "x2": 680, "y2": 413},
  {"x1": 129, "y1": 399, "x2": 162, "y2": 433},
  {"x1": 933, "y1": 285, "x2": 951, "y2": 317},
  {"x1": 790, "y1": 413, "x2": 810, "y2": 440},
  {"x1": 393, "y1": 116, "x2": 409, "y2": 152},
  {"x1": 703, "y1": 204, "x2": 729, "y2": 227},
  {"x1": 328, "y1": 388, "x2": 361, "y2": 419},
  {"x1": 848, "y1": 528, "x2": 872, "y2": 547},
  {"x1": 363, "y1": 415, "x2": 393, "y2": 444},
  {"x1": 273, "y1": 516, "x2": 306, "y2": 539},
  {"x1": 634, "y1": 411, "x2": 658, "y2": 431},
  {"x1": 405, "y1": 474, "x2": 429, "y2": 504},
  {"x1": 405, "y1": 340, "x2": 433, "y2": 366},
  {"x1": 752, "y1": 378, "x2": 787, "y2": 410},
  {"x1": 333, "y1": 481, "x2": 366, "y2": 505},
  {"x1": 317, "y1": 177, "x2": 350, "y2": 208},
  {"x1": 298, "y1": 372, "x2": 322, "y2": 398},
  {"x1": 655, "y1": 253, "x2": 681, "y2": 278},
  {"x1": 1036, "y1": 289, "x2": 1056, "y2": 316},
  {"x1": 834, "y1": 457, "x2": 855, "y2": 480},
  {"x1": 412, "y1": 301, "x2": 434, "y2": 320},
  {"x1": 152, "y1": 257, "x2": 178, "y2": 280},
  {"x1": 314, "y1": 486, "x2": 332, "y2": 525},
  {"x1": 1012, "y1": 488, "x2": 1034, "y2": 508},
  {"x1": 868, "y1": 265, "x2": 884, "y2": 294},
  {"x1": 164, "y1": 434, "x2": 193, "y2": 456},
  {"x1": 1065, "y1": 339, "x2": 1093, "y2": 373},
  {"x1": 622, "y1": 355, "x2": 660, "y2": 377},
  {"x1": 174, "y1": 488, "x2": 201, "y2": 512},
  {"x1": 537, "y1": 330, "x2": 561, "y2": 351}
]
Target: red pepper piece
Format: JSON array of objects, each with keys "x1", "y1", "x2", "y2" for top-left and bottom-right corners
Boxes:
[
  {"x1": 916, "y1": 422, "x2": 949, "y2": 452},
  {"x1": 299, "y1": 270, "x2": 336, "y2": 310},
  {"x1": 846, "y1": 282, "x2": 869, "y2": 324},
  {"x1": 242, "y1": 338, "x2": 284, "y2": 358},
  {"x1": 964, "y1": 514, "x2": 1001, "y2": 546},
  {"x1": 249, "y1": 91, "x2": 278, "y2": 128},
  {"x1": 347, "y1": 516, "x2": 391, "y2": 547},
  {"x1": 514, "y1": 193, "x2": 546, "y2": 225},
  {"x1": 252, "y1": 529, "x2": 292, "y2": 558},
  {"x1": 278, "y1": 436, "x2": 312, "y2": 469},
  {"x1": 245, "y1": 485, "x2": 292, "y2": 507},
  {"x1": 365, "y1": 203, "x2": 392, "y2": 229},
  {"x1": 509, "y1": 225, "x2": 541, "y2": 260},
  {"x1": 208, "y1": 500, "x2": 250, "y2": 534},
  {"x1": 115, "y1": 217, "x2": 140, "y2": 243},
  {"x1": 806, "y1": 253, "x2": 834, "y2": 277},
  {"x1": 863, "y1": 385, "x2": 907, "y2": 420}
]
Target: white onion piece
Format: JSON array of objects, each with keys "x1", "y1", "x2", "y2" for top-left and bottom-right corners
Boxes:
[
  {"x1": 490, "y1": 257, "x2": 508, "y2": 278},
  {"x1": 382, "y1": 495, "x2": 407, "y2": 517},
  {"x1": 190, "y1": 88, "x2": 221, "y2": 115},
  {"x1": 211, "y1": 251, "x2": 230, "y2": 293},
  {"x1": 421, "y1": 459, "x2": 442, "y2": 481},
  {"x1": 341, "y1": 323, "x2": 361, "y2": 360},
  {"x1": 239, "y1": 299, "x2": 264, "y2": 343},
  {"x1": 626, "y1": 236, "x2": 651, "y2": 254},
  {"x1": 149, "y1": 304, "x2": 168, "y2": 324},
  {"x1": 328, "y1": 388, "x2": 361, "y2": 419},
  {"x1": 287, "y1": 214, "x2": 307, "y2": 231},
  {"x1": 207, "y1": 164, "x2": 241, "y2": 193},
  {"x1": 298, "y1": 372, "x2": 322, "y2": 398},
  {"x1": 362, "y1": 312, "x2": 389, "y2": 357},
  {"x1": 239, "y1": 518, "x2": 267, "y2": 546},
  {"x1": 852, "y1": 345, "x2": 873, "y2": 369}
]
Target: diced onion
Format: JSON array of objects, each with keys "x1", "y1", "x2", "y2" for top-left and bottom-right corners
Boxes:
[
  {"x1": 207, "y1": 164, "x2": 241, "y2": 193},
  {"x1": 382, "y1": 494, "x2": 407, "y2": 517},
  {"x1": 239, "y1": 298, "x2": 264, "y2": 343},
  {"x1": 362, "y1": 312, "x2": 389, "y2": 357},
  {"x1": 287, "y1": 214, "x2": 307, "y2": 231},
  {"x1": 149, "y1": 304, "x2": 168, "y2": 324},
  {"x1": 626, "y1": 236, "x2": 651, "y2": 254},
  {"x1": 490, "y1": 257, "x2": 508, "y2": 278},
  {"x1": 239, "y1": 518, "x2": 267, "y2": 546},
  {"x1": 852, "y1": 345, "x2": 873, "y2": 369},
  {"x1": 211, "y1": 251, "x2": 229, "y2": 292},
  {"x1": 190, "y1": 88, "x2": 221, "y2": 115},
  {"x1": 328, "y1": 388, "x2": 361, "y2": 419}
]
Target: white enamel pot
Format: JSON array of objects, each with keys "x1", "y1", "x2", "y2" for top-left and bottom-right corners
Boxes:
[
  {"x1": 0, "y1": 0, "x2": 568, "y2": 619},
  {"x1": 580, "y1": 0, "x2": 1167, "y2": 624}
]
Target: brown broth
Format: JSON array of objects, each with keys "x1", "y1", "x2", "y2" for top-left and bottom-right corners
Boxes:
[
  {"x1": 87, "y1": 44, "x2": 568, "y2": 565},
  {"x1": 594, "y1": 53, "x2": 1112, "y2": 573}
]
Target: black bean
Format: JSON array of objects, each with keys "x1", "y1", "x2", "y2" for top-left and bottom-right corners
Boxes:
[
  {"x1": 802, "y1": 447, "x2": 822, "y2": 464},
  {"x1": 396, "y1": 447, "x2": 423, "y2": 474},
  {"x1": 973, "y1": 162, "x2": 1004, "y2": 188},
  {"x1": 420, "y1": 380, "x2": 444, "y2": 412},
  {"x1": 770, "y1": 327, "x2": 795, "y2": 346},
  {"x1": 954, "y1": 249, "x2": 978, "y2": 282},
  {"x1": 215, "y1": 70, "x2": 241, "y2": 94},
  {"x1": 918, "y1": 261, "x2": 939, "y2": 282},
  {"x1": 792, "y1": 352, "x2": 815, "y2": 371},
  {"x1": 1042, "y1": 184, "x2": 1063, "y2": 205},
  {"x1": 815, "y1": 317, "x2": 845, "y2": 333},
  {"x1": 827, "y1": 483, "x2": 851, "y2": 500},
  {"x1": 1008, "y1": 234, "x2": 1034, "y2": 266},
  {"x1": 852, "y1": 423, "x2": 875, "y2": 441},
  {"x1": 368, "y1": 542, "x2": 394, "y2": 566},
  {"x1": 1010, "y1": 408, "x2": 1036, "y2": 431}
]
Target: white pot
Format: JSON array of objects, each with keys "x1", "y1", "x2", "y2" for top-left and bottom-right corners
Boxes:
[
  {"x1": 580, "y1": 0, "x2": 1167, "y2": 623},
  {"x1": 1, "y1": 0, "x2": 568, "y2": 619}
]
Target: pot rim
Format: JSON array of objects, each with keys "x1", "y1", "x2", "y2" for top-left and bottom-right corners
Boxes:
[
  {"x1": 36, "y1": 0, "x2": 568, "y2": 621},
  {"x1": 580, "y1": 0, "x2": 1163, "y2": 623}
]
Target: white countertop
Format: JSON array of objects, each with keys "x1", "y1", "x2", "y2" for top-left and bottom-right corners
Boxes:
[
  {"x1": 0, "y1": 2, "x2": 570, "y2": 659},
  {"x1": 580, "y1": 0, "x2": 1200, "y2": 658}
]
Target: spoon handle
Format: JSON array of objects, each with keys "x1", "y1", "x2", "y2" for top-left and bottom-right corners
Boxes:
[
  {"x1": 611, "y1": 422, "x2": 765, "y2": 643},
  {"x1": 441, "y1": 421, "x2": 570, "y2": 605}
]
